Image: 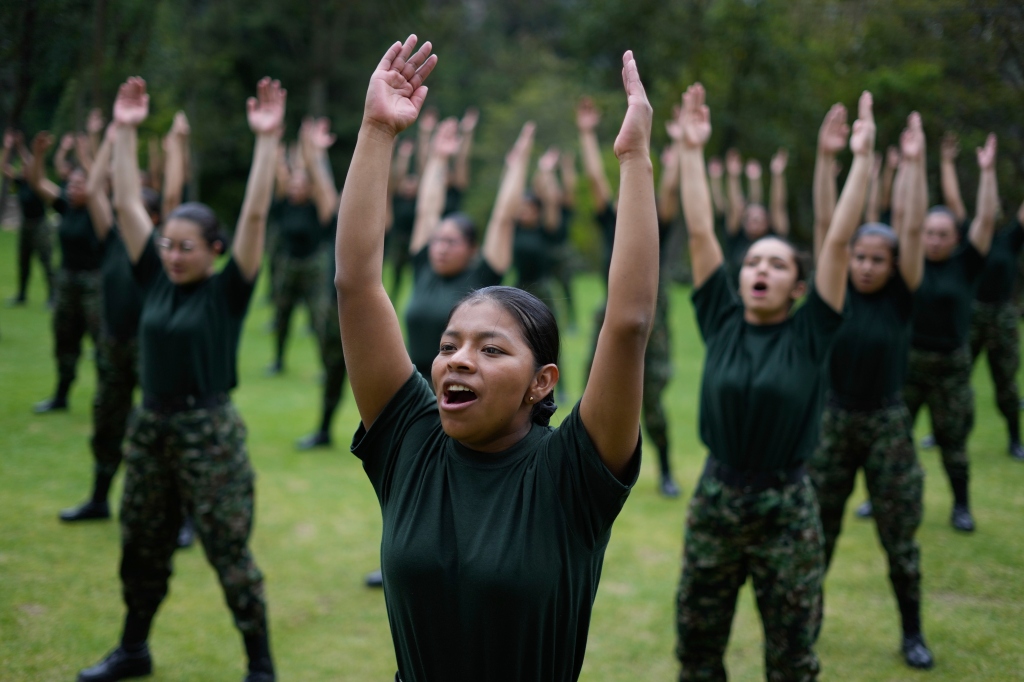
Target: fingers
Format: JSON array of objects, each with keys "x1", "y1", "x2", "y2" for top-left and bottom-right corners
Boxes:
[
  {"x1": 390, "y1": 34, "x2": 419, "y2": 75},
  {"x1": 409, "y1": 52, "x2": 438, "y2": 91},
  {"x1": 857, "y1": 90, "x2": 873, "y2": 123}
]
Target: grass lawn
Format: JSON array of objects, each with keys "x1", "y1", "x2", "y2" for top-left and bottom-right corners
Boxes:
[{"x1": 1, "y1": 224, "x2": 1022, "y2": 681}]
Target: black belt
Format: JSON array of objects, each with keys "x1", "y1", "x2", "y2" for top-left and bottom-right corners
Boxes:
[
  {"x1": 142, "y1": 392, "x2": 228, "y2": 414},
  {"x1": 703, "y1": 456, "x2": 805, "y2": 493},
  {"x1": 827, "y1": 390, "x2": 903, "y2": 412}
]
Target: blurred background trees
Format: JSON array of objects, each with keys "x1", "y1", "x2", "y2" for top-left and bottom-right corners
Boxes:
[{"x1": 2, "y1": 0, "x2": 1023, "y2": 259}]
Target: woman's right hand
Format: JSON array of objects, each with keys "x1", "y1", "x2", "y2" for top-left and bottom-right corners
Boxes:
[
  {"x1": 680, "y1": 83, "x2": 712, "y2": 150},
  {"x1": 363, "y1": 35, "x2": 437, "y2": 138},
  {"x1": 113, "y1": 78, "x2": 150, "y2": 128}
]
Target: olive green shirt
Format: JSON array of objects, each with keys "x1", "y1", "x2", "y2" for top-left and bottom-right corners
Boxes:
[
  {"x1": 976, "y1": 220, "x2": 1024, "y2": 304},
  {"x1": 911, "y1": 242, "x2": 986, "y2": 351},
  {"x1": 53, "y1": 192, "x2": 103, "y2": 271}
]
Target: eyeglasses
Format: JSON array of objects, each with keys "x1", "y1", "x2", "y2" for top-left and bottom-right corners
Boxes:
[
  {"x1": 430, "y1": 236, "x2": 466, "y2": 248},
  {"x1": 156, "y1": 237, "x2": 198, "y2": 254}
]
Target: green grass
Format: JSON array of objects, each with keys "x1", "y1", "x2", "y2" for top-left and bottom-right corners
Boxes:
[{"x1": 1, "y1": 225, "x2": 1022, "y2": 681}]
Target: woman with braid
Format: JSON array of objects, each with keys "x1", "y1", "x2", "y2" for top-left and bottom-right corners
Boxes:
[
  {"x1": 76, "y1": 76, "x2": 284, "y2": 682},
  {"x1": 903, "y1": 134, "x2": 998, "y2": 532},
  {"x1": 807, "y1": 109, "x2": 934, "y2": 669},
  {"x1": 675, "y1": 86, "x2": 874, "y2": 681},
  {"x1": 337, "y1": 37, "x2": 657, "y2": 679}
]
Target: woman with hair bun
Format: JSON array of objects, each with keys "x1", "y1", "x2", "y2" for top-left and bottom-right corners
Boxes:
[
  {"x1": 76, "y1": 75, "x2": 284, "y2": 682},
  {"x1": 335, "y1": 36, "x2": 658, "y2": 680}
]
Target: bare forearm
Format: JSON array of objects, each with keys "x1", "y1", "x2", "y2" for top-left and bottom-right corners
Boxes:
[
  {"x1": 54, "y1": 147, "x2": 72, "y2": 179},
  {"x1": 879, "y1": 162, "x2": 896, "y2": 212},
  {"x1": 818, "y1": 153, "x2": 872, "y2": 309},
  {"x1": 113, "y1": 126, "x2": 153, "y2": 261},
  {"x1": 232, "y1": 134, "x2": 280, "y2": 279},
  {"x1": 162, "y1": 138, "x2": 185, "y2": 217},
  {"x1": 606, "y1": 157, "x2": 659, "y2": 327},
  {"x1": 769, "y1": 170, "x2": 788, "y2": 236},
  {"x1": 969, "y1": 167, "x2": 997, "y2": 256},
  {"x1": 940, "y1": 159, "x2": 967, "y2": 222},
  {"x1": 337, "y1": 127, "x2": 395, "y2": 291},
  {"x1": 409, "y1": 152, "x2": 449, "y2": 254},
  {"x1": 482, "y1": 156, "x2": 528, "y2": 273},
  {"x1": 725, "y1": 172, "x2": 744, "y2": 233},
  {"x1": 452, "y1": 130, "x2": 474, "y2": 190},
  {"x1": 681, "y1": 148, "x2": 723, "y2": 288},
  {"x1": 812, "y1": 151, "x2": 837, "y2": 260},
  {"x1": 657, "y1": 147, "x2": 680, "y2": 223},
  {"x1": 579, "y1": 130, "x2": 612, "y2": 208}
]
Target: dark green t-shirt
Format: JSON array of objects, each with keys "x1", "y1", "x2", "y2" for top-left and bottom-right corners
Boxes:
[
  {"x1": 911, "y1": 242, "x2": 986, "y2": 352},
  {"x1": 351, "y1": 371, "x2": 639, "y2": 682},
  {"x1": 444, "y1": 185, "x2": 463, "y2": 216},
  {"x1": 976, "y1": 220, "x2": 1024, "y2": 304},
  {"x1": 693, "y1": 266, "x2": 843, "y2": 471},
  {"x1": 53, "y1": 192, "x2": 103, "y2": 271},
  {"x1": 513, "y1": 222, "x2": 558, "y2": 288},
  {"x1": 269, "y1": 199, "x2": 324, "y2": 259},
  {"x1": 15, "y1": 177, "x2": 46, "y2": 220},
  {"x1": 101, "y1": 227, "x2": 145, "y2": 342},
  {"x1": 829, "y1": 273, "x2": 913, "y2": 407},
  {"x1": 391, "y1": 195, "x2": 416, "y2": 238},
  {"x1": 405, "y1": 247, "x2": 503, "y2": 379},
  {"x1": 134, "y1": 239, "x2": 256, "y2": 398}
]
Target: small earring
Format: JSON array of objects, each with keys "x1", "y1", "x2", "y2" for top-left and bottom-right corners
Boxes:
[{"x1": 528, "y1": 396, "x2": 534, "y2": 403}]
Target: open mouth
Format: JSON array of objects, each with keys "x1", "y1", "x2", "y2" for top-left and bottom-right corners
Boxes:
[
  {"x1": 752, "y1": 281, "x2": 768, "y2": 295},
  {"x1": 442, "y1": 383, "x2": 478, "y2": 409}
]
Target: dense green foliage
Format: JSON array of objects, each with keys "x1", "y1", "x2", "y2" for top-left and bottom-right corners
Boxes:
[{"x1": 3, "y1": 0, "x2": 1024, "y2": 258}]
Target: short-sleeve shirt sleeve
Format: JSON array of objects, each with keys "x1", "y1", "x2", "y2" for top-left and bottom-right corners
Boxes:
[
  {"x1": 791, "y1": 284, "x2": 845, "y2": 364},
  {"x1": 692, "y1": 265, "x2": 741, "y2": 341}
]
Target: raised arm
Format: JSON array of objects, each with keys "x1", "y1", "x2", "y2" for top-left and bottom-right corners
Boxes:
[
  {"x1": 161, "y1": 112, "x2": 190, "y2": 217},
  {"x1": 1, "y1": 130, "x2": 14, "y2": 180},
  {"x1": 813, "y1": 104, "x2": 848, "y2": 260},
  {"x1": 707, "y1": 157, "x2": 726, "y2": 217},
  {"x1": 658, "y1": 109, "x2": 682, "y2": 223},
  {"x1": 148, "y1": 137, "x2": 164, "y2": 192},
  {"x1": 415, "y1": 106, "x2": 437, "y2": 177},
  {"x1": 301, "y1": 117, "x2": 339, "y2": 224},
  {"x1": 878, "y1": 145, "x2": 898, "y2": 215},
  {"x1": 895, "y1": 113, "x2": 927, "y2": 291},
  {"x1": 74, "y1": 134, "x2": 94, "y2": 175},
  {"x1": 534, "y1": 147, "x2": 562, "y2": 232},
  {"x1": 968, "y1": 133, "x2": 998, "y2": 257},
  {"x1": 112, "y1": 78, "x2": 156, "y2": 262},
  {"x1": 769, "y1": 148, "x2": 789, "y2": 236},
  {"x1": 481, "y1": 122, "x2": 534, "y2": 273},
  {"x1": 864, "y1": 155, "x2": 882, "y2": 224},
  {"x1": 336, "y1": 35, "x2": 437, "y2": 427},
  {"x1": 816, "y1": 91, "x2": 876, "y2": 312},
  {"x1": 27, "y1": 133, "x2": 61, "y2": 204},
  {"x1": 580, "y1": 51, "x2": 657, "y2": 479},
  {"x1": 231, "y1": 78, "x2": 287, "y2": 281},
  {"x1": 745, "y1": 159, "x2": 763, "y2": 206},
  {"x1": 576, "y1": 97, "x2": 613, "y2": 211},
  {"x1": 84, "y1": 124, "x2": 114, "y2": 240},
  {"x1": 451, "y1": 106, "x2": 478, "y2": 191},
  {"x1": 724, "y1": 148, "x2": 744, "y2": 235},
  {"x1": 408, "y1": 117, "x2": 459, "y2": 254},
  {"x1": 86, "y1": 108, "x2": 104, "y2": 158},
  {"x1": 678, "y1": 83, "x2": 721, "y2": 289},
  {"x1": 54, "y1": 133, "x2": 75, "y2": 181},
  {"x1": 940, "y1": 132, "x2": 967, "y2": 223}
]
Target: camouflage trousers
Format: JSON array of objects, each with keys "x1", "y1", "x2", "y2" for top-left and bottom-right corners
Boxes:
[
  {"x1": 52, "y1": 268, "x2": 103, "y2": 388},
  {"x1": 644, "y1": 285, "x2": 673, "y2": 476},
  {"x1": 808, "y1": 399, "x2": 923, "y2": 634},
  {"x1": 273, "y1": 253, "x2": 325, "y2": 364},
  {"x1": 548, "y1": 243, "x2": 578, "y2": 328},
  {"x1": 16, "y1": 215, "x2": 54, "y2": 301},
  {"x1": 586, "y1": 289, "x2": 674, "y2": 477},
  {"x1": 904, "y1": 346, "x2": 972, "y2": 487},
  {"x1": 91, "y1": 336, "x2": 139, "y2": 478},
  {"x1": 970, "y1": 300, "x2": 1021, "y2": 441},
  {"x1": 317, "y1": 298, "x2": 347, "y2": 428},
  {"x1": 676, "y1": 466, "x2": 823, "y2": 681},
  {"x1": 120, "y1": 403, "x2": 267, "y2": 636}
]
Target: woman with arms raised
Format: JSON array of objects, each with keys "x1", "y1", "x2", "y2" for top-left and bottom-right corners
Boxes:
[
  {"x1": 674, "y1": 85, "x2": 875, "y2": 681},
  {"x1": 335, "y1": 36, "x2": 657, "y2": 681},
  {"x1": 77, "y1": 76, "x2": 284, "y2": 682}
]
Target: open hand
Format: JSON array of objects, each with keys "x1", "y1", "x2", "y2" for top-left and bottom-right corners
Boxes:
[
  {"x1": 976, "y1": 133, "x2": 997, "y2": 170},
  {"x1": 308, "y1": 117, "x2": 336, "y2": 150},
  {"x1": 613, "y1": 51, "x2": 653, "y2": 161},
  {"x1": 665, "y1": 105, "x2": 683, "y2": 142},
  {"x1": 744, "y1": 160, "x2": 762, "y2": 181},
  {"x1": 505, "y1": 122, "x2": 536, "y2": 167},
  {"x1": 419, "y1": 107, "x2": 438, "y2": 134},
  {"x1": 724, "y1": 148, "x2": 741, "y2": 175},
  {"x1": 247, "y1": 77, "x2": 286, "y2": 136},
  {"x1": 707, "y1": 157, "x2": 723, "y2": 178},
  {"x1": 680, "y1": 83, "x2": 712, "y2": 151},
  {"x1": 899, "y1": 112, "x2": 925, "y2": 162},
  {"x1": 848, "y1": 91, "x2": 875, "y2": 157},
  {"x1": 2, "y1": 128, "x2": 14, "y2": 150},
  {"x1": 538, "y1": 146, "x2": 560, "y2": 172},
  {"x1": 431, "y1": 118, "x2": 461, "y2": 157},
  {"x1": 817, "y1": 103, "x2": 848, "y2": 155},
  {"x1": 363, "y1": 35, "x2": 437, "y2": 137},
  {"x1": 171, "y1": 111, "x2": 191, "y2": 138},
  {"x1": 398, "y1": 139, "x2": 415, "y2": 157},
  {"x1": 59, "y1": 133, "x2": 75, "y2": 151},
  {"x1": 576, "y1": 97, "x2": 600, "y2": 133},
  {"x1": 32, "y1": 131, "x2": 54, "y2": 156},
  {"x1": 113, "y1": 77, "x2": 150, "y2": 128},
  {"x1": 885, "y1": 145, "x2": 900, "y2": 168},
  {"x1": 941, "y1": 132, "x2": 959, "y2": 162},
  {"x1": 460, "y1": 107, "x2": 479, "y2": 134},
  {"x1": 770, "y1": 148, "x2": 788, "y2": 175},
  {"x1": 86, "y1": 108, "x2": 105, "y2": 135}
]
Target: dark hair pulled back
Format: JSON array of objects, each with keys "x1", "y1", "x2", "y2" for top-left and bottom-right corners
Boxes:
[
  {"x1": 852, "y1": 222, "x2": 899, "y2": 258},
  {"x1": 744, "y1": 235, "x2": 812, "y2": 283},
  {"x1": 166, "y1": 202, "x2": 226, "y2": 251},
  {"x1": 441, "y1": 212, "x2": 478, "y2": 247},
  {"x1": 449, "y1": 285, "x2": 559, "y2": 426}
]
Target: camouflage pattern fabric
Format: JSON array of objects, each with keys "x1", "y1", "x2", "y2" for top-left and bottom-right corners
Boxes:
[
  {"x1": 52, "y1": 268, "x2": 103, "y2": 387},
  {"x1": 16, "y1": 215, "x2": 54, "y2": 300},
  {"x1": 676, "y1": 471, "x2": 823, "y2": 682},
  {"x1": 119, "y1": 403, "x2": 267, "y2": 636},
  {"x1": 808, "y1": 401, "x2": 923, "y2": 633},
  {"x1": 317, "y1": 297, "x2": 347, "y2": 423},
  {"x1": 904, "y1": 346, "x2": 972, "y2": 482},
  {"x1": 91, "y1": 336, "x2": 138, "y2": 478},
  {"x1": 273, "y1": 253, "x2": 326, "y2": 354},
  {"x1": 643, "y1": 283, "x2": 673, "y2": 469},
  {"x1": 970, "y1": 300, "x2": 1021, "y2": 439}
]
